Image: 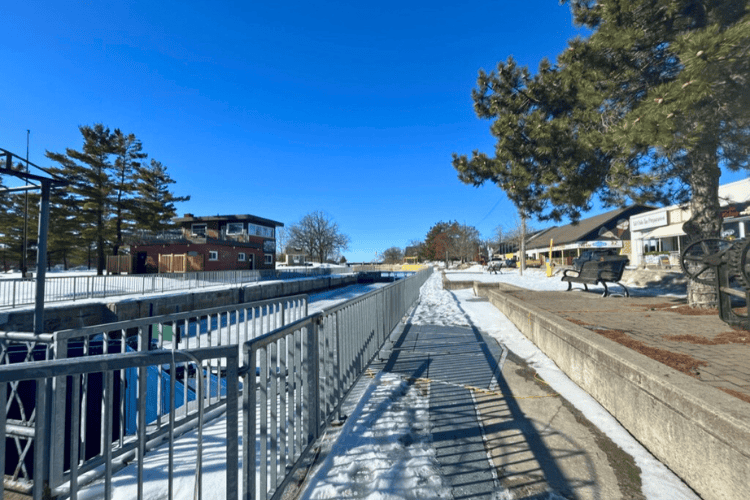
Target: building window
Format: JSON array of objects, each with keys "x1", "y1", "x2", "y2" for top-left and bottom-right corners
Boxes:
[
  {"x1": 192, "y1": 224, "x2": 207, "y2": 237},
  {"x1": 265, "y1": 254, "x2": 273, "y2": 265},
  {"x1": 209, "y1": 250, "x2": 218, "y2": 261},
  {"x1": 238, "y1": 252, "x2": 246, "y2": 261},
  {"x1": 248, "y1": 224, "x2": 274, "y2": 238},
  {"x1": 226, "y1": 222, "x2": 244, "y2": 235}
]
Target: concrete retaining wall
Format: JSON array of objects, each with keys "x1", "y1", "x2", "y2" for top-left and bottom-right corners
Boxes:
[
  {"x1": 475, "y1": 283, "x2": 750, "y2": 500},
  {"x1": 0, "y1": 276, "x2": 357, "y2": 333}
]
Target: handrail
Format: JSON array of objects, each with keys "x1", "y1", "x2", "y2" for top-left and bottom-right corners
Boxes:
[
  {"x1": 0, "y1": 267, "x2": 434, "y2": 499},
  {"x1": 0, "y1": 267, "x2": 353, "y2": 309}
]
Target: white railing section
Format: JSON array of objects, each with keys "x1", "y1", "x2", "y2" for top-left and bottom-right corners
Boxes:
[
  {"x1": 0, "y1": 267, "x2": 433, "y2": 500},
  {"x1": 0, "y1": 294, "x2": 307, "y2": 498},
  {"x1": 243, "y1": 267, "x2": 432, "y2": 500},
  {"x1": 0, "y1": 267, "x2": 352, "y2": 309},
  {"x1": 0, "y1": 346, "x2": 240, "y2": 500}
]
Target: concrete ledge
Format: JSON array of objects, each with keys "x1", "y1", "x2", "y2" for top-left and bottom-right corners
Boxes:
[
  {"x1": 1, "y1": 275, "x2": 357, "y2": 332},
  {"x1": 475, "y1": 283, "x2": 750, "y2": 500},
  {"x1": 441, "y1": 271, "x2": 476, "y2": 291}
]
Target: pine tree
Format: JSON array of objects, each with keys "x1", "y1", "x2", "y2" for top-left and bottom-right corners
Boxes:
[
  {"x1": 47, "y1": 124, "x2": 119, "y2": 275},
  {"x1": 133, "y1": 159, "x2": 190, "y2": 234},
  {"x1": 454, "y1": 0, "x2": 750, "y2": 307},
  {"x1": 111, "y1": 130, "x2": 147, "y2": 255}
]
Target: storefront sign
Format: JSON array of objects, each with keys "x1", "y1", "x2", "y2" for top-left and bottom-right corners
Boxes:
[
  {"x1": 581, "y1": 240, "x2": 623, "y2": 249},
  {"x1": 631, "y1": 210, "x2": 668, "y2": 231}
]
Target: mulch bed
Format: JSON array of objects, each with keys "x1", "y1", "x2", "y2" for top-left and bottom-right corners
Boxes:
[
  {"x1": 567, "y1": 319, "x2": 708, "y2": 377},
  {"x1": 664, "y1": 329, "x2": 750, "y2": 345},
  {"x1": 639, "y1": 303, "x2": 718, "y2": 316},
  {"x1": 718, "y1": 387, "x2": 750, "y2": 405}
]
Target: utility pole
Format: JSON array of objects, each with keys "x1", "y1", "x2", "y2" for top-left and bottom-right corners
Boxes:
[{"x1": 22, "y1": 130, "x2": 30, "y2": 277}]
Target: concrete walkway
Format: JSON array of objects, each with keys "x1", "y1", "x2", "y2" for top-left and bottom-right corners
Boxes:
[
  {"x1": 298, "y1": 304, "x2": 646, "y2": 499},
  {"x1": 371, "y1": 324, "x2": 506, "y2": 500}
]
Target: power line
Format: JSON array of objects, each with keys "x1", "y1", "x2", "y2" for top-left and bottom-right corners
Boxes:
[{"x1": 476, "y1": 197, "x2": 503, "y2": 227}]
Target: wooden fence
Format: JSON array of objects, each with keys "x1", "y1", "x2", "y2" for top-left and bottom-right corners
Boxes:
[
  {"x1": 158, "y1": 253, "x2": 204, "y2": 273},
  {"x1": 106, "y1": 254, "x2": 132, "y2": 275}
]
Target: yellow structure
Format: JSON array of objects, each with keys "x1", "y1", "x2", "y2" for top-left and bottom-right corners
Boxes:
[{"x1": 546, "y1": 238, "x2": 554, "y2": 277}]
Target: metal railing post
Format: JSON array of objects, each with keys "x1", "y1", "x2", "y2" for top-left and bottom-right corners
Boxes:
[
  {"x1": 48, "y1": 336, "x2": 69, "y2": 490},
  {"x1": 309, "y1": 318, "x2": 321, "y2": 443},
  {"x1": 33, "y1": 377, "x2": 49, "y2": 500}
]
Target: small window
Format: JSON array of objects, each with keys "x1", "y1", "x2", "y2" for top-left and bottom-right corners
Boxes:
[
  {"x1": 265, "y1": 254, "x2": 273, "y2": 265},
  {"x1": 209, "y1": 250, "x2": 218, "y2": 261},
  {"x1": 238, "y1": 252, "x2": 246, "y2": 261},
  {"x1": 192, "y1": 224, "x2": 207, "y2": 237},
  {"x1": 226, "y1": 222, "x2": 243, "y2": 235}
]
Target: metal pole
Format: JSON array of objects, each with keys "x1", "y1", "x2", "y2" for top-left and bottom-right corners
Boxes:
[
  {"x1": 22, "y1": 131, "x2": 30, "y2": 277},
  {"x1": 33, "y1": 180, "x2": 51, "y2": 335}
]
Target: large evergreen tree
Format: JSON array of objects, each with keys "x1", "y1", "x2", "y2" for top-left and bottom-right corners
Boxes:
[
  {"x1": 47, "y1": 124, "x2": 118, "y2": 274},
  {"x1": 111, "y1": 130, "x2": 147, "y2": 256},
  {"x1": 133, "y1": 159, "x2": 190, "y2": 233},
  {"x1": 454, "y1": 0, "x2": 750, "y2": 306}
]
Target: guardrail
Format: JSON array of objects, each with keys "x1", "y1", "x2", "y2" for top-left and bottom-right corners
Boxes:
[
  {"x1": 0, "y1": 346, "x2": 240, "y2": 500},
  {"x1": 243, "y1": 266, "x2": 432, "y2": 500},
  {"x1": 0, "y1": 293, "x2": 308, "y2": 497},
  {"x1": 0, "y1": 267, "x2": 433, "y2": 499},
  {"x1": 0, "y1": 267, "x2": 352, "y2": 309}
]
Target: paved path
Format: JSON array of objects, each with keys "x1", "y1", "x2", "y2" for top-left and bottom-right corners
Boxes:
[
  {"x1": 299, "y1": 316, "x2": 640, "y2": 499},
  {"x1": 504, "y1": 289, "x2": 750, "y2": 402},
  {"x1": 370, "y1": 324, "x2": 506, "y2": 500}
]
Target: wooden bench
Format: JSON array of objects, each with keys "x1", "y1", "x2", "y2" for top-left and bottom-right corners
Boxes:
[{"x1": 561, "y1": 258, "x2": 630, "y2": 297}]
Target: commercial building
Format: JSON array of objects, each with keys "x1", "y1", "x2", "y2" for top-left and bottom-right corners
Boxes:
[
  {"x1": 629, "y1": 178, "x2": 750, "y2": 267},
  {"x1": 130, "y1": 213, "x2": 283, "y2": 273}
]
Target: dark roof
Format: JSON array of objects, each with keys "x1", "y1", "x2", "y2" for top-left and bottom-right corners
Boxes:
[
  {"x1": 174, "y1": 214, "x2": 284, "y2": 227},
  {"x1": 526, "y1": 205, "x2": 654, "y2": 249}
]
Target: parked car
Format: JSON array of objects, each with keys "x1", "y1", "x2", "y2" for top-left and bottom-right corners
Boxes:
[{"x1": 572, "y1": 249, "x2": 625, "y2": 271}]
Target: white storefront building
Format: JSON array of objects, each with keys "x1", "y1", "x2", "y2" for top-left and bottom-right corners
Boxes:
[{"x1": 630, "y1": 178, "x2": 750, "y2": 267}]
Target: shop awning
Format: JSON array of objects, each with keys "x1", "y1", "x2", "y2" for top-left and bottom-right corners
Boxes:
[{"x1": 643, "y1": 224, "x2": 685, "y2": 239}]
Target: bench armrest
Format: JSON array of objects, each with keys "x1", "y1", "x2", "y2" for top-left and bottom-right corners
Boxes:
[{"x1": 561, "y1": 268, "x2": 580, "y2": 278}]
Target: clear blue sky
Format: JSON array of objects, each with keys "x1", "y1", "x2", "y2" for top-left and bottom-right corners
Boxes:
[{"x1": 2, "y1": 1, "x2": 744, "y2": 262}]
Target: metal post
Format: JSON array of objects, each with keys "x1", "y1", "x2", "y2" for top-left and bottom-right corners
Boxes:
[{"x1": 33, "y1": 180, "x2": 51, "y2": 336}]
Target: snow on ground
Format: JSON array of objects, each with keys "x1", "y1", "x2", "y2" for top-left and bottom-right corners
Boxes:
[
  {"x1": 434, "y1": 273, "x2": 698, "y2": 500},
  {"x1": 78, "y1": 269, "x2": 698, "y2": 500},
  {"x1": 298, "y1": 372, "x2": 452, "y2": 500},
  {"x1": 444, "y1": 264, "x2": 687, "y2": 297},
  {"x1": 307, "y1": 282, "x2": 388, "y2": 314},
  {"x1": 303, "y1": 271, "x2": 698, "y2": 500}
]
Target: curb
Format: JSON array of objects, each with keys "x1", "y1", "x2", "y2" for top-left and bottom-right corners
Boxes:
[{"x1": 475, "y1": 282, "x2": 750, "y2": 500}]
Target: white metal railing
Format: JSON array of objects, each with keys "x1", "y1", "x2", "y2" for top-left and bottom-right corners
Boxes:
[
  {"x1": 0, "y1": 267, "x2": 352, "y2": 309},
  {"x1": 0, "y1": 293, "x2": 308, "y2": 498},
  {"x1": 0, "y1": 267, "x2": 433, "y2": 499},
  {"x1": 243, "y1": 267, "x2": 432, "y2": 500},
  {"x1": 0, "y1": 345, "x2": 240, "y2": 500}
]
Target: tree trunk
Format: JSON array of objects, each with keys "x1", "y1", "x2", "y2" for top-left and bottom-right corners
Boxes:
[
  {"x1": 684, "y1": 144, "x2": 722, "y2": 309},
  {"x1": 520, "y1": 213, "x2": 527, "y2": 276}
]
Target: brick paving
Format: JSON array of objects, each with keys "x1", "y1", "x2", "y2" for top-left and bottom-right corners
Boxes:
[{"x1": 503, "y1": 290, "x2": 750, "y2": 401}]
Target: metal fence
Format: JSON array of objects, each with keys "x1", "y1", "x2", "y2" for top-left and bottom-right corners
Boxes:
[
  {"x1": 0, "y1": 267, "x2": 432, "y2": 499},
  {"x1": 0, "y1": 345, "x2": 240, "y2": 500},
  {"x1": 243, "y1": 266, "x2": 432, "y2": 500},
  {"x1": 0, "y1": 266, "x2": 351, "y2": 309},
  {"x1": 0, "y1": 293, "x2": 308, "y2": 498}
]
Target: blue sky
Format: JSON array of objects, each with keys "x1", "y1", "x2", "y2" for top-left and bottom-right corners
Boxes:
[{"x1": 2, "y1": 1, "x2": 744, "y2": 262}]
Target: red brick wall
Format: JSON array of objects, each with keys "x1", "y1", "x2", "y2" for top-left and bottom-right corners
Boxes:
[{"x1": 131, "y1": 242, "x2": 275, "y2": 273}]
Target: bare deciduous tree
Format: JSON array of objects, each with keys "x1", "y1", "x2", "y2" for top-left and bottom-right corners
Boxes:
[
  {"x1": 380, "y1": 247, "x2": 404, "y2": 264},
  {"x1": 288, "y1": 211, "x2": 350, "y2": 264}
]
